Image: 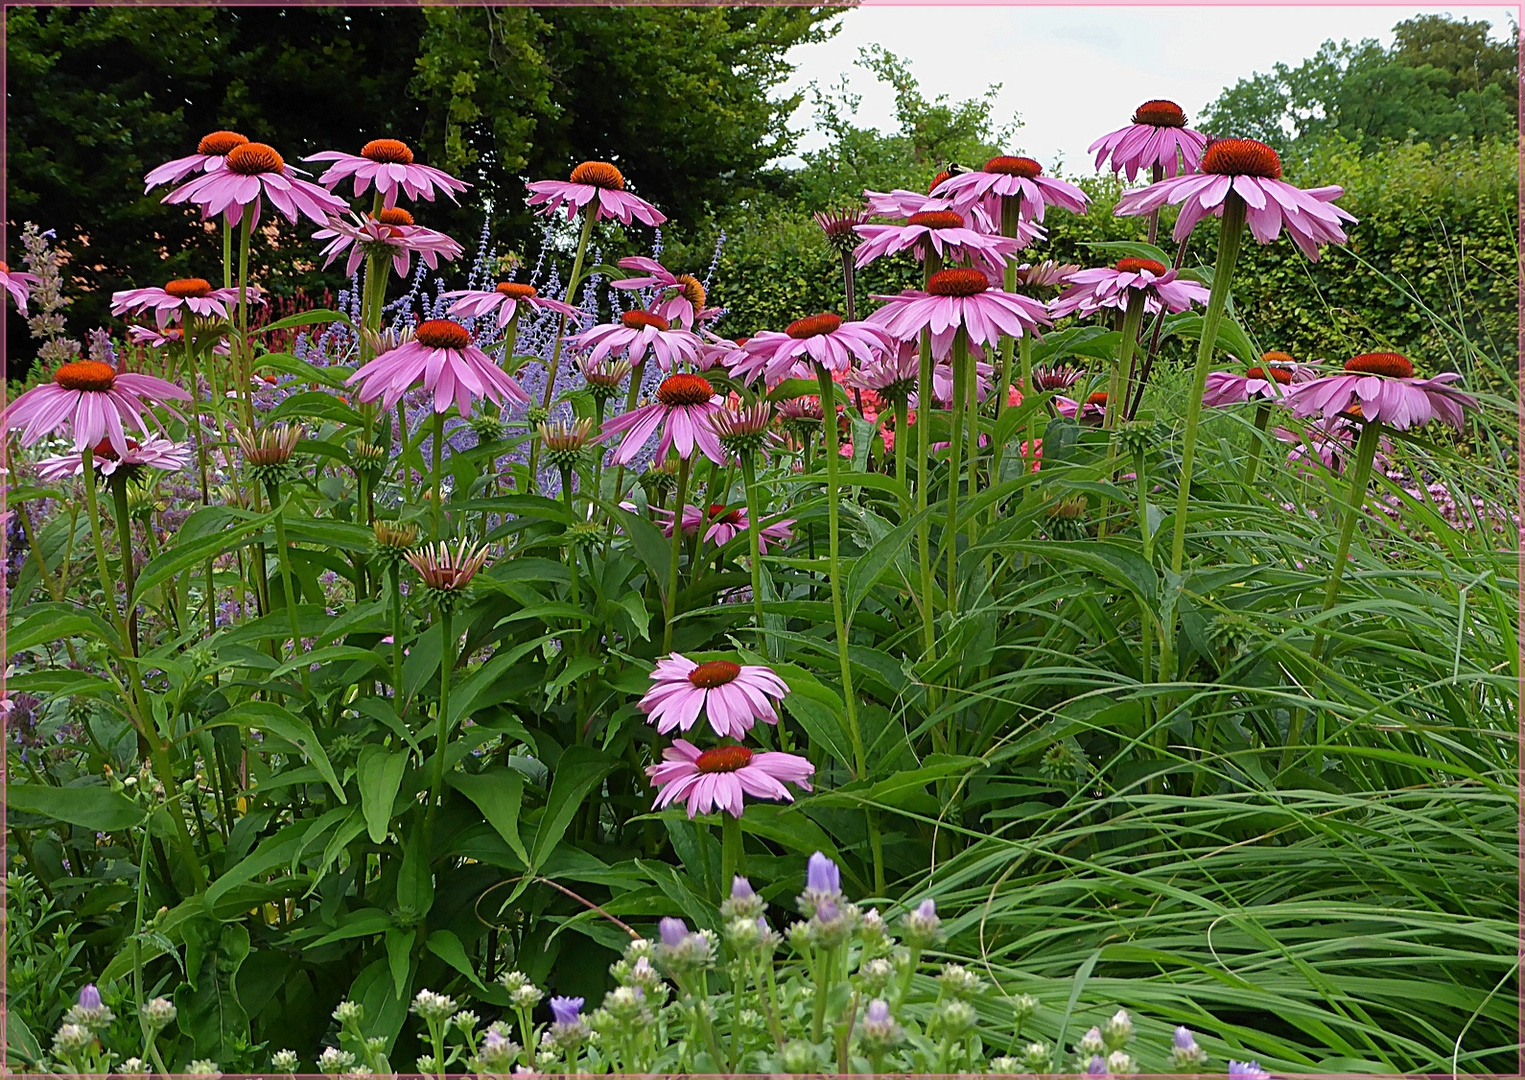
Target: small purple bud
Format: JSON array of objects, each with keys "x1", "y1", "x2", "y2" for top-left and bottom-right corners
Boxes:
[
  {"x1": 915, "y1": 898, "x2": 936, "y2": 920},
  {"x1": 549, "y1": 996, "x2": 583, "y2": 1026},
  {"x1": 865, "y1": 999, "x2": 892, "y2": 1025},
  {"x1": 815, "y1": 897, "x2": 840, "y2": 923},
  {"x1": 658, "y1": 916, "x2": 689, "y2": 947},
  {"x1": 1174, "y1": 1026, "x2": 1196, "y2": 1051},
  {"x1": 484, "y1": 1031, "x2": 509, "y2": 1051},
  {"x1": 806, "y1": 851, "x2": 840, "y2": 895},
  {"x1": 78, "y1": 985, "x2": 102, "y2": 1010},
  {"x1": 731, "y1": 875, "x2": 755, "y2": 900},
  {"x1": 1087, "y1": 1055, "x2": 1108, "y2": 1075}
]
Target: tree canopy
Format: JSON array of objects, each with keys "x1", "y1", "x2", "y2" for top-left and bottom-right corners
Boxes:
[
  {"x1": 4, "y1": 4, "x2": 841, "y2": 336},
  {"x1": 1198, "y1": 13, "x2": 1518, "y2": 155}
]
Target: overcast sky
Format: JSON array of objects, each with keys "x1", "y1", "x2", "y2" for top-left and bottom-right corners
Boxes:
[{"x1": 777, "y1": 5, "x2": 1517, "y2": 173}]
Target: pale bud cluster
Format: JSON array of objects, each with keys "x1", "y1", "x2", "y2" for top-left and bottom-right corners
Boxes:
[
  {"x1": 270, "y1": 1049, "x2": 301, "y2": 1073},
  {"x1": 410, "y1": 988, "x2": 458, "y2": 1024},
  {"x1": 938, "y1": 962, "x2": 984, "y2": 999},
  {"x1": 901, "y1": 897, "x2": 943, "y2": 949},
  {"x1": 501, "y1": 970, "x2": 546, "y2": 1010}
]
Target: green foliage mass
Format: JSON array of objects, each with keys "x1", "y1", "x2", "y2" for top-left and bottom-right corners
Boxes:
[{"x1": 1198, "y1": 13, "x2": 1518, "y2": 154}]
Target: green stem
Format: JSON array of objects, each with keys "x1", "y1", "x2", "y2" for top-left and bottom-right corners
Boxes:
[
  {"x1": 391, "y1": 565, "x2": 407, "y2": 716},
  {"x1": 1108, "y1": 294, "x2": 1146, "y2": 433},
  {"x1": 1311, "y1": 419, "x2": 1382, "y2": 659},
  {"x1": 662, "y1": 455, "x2": 692, "y2": 652},
  {"x1": 422, "y1": 605, "x2": 455, "y2": 848},
  {"x1": 530, "y1": 208, "x2": 597, "y2": 479},
  {"x1": 1161, "y1": 195, "x2": 1246, "y2": 682},
  {"x1": 815, "y1": 365, "x2": 866, "y2": 779},
  {"x1": 266, "y1": 481, "x2": 311, "y2": 697},
  {"x1": 720, "y1": 811, "x2": 742, "y2": 889},
  {"x1": 1018, "y1": 334, "x2": 1036, "y2": 470},
  {"x1": 1243, "y1": 401, "x2": 1272, "y2": 485},
  {"x1": 431, "y1": 411, "x2": 445, "y2": 542},
  {"x1": 997, "y1": 194, "x2": 1022, "y2": 419},
  {"x1": 893, "y1": 398, "x2": 910, "y2": 515},
  {"x1": 108, "y1": 477, "x2": 139, "y2": 656},
  {"x1": 235, "y1": 214, "x2": 255, "y2": 431},
  {"x1": 396, "y1": 402, "x2": 412, "y2": 505},
  {"x1": 741, "y1": 455, "x2": 767, "y2": 652},
  {"x1": 944, "y1": 331, "x2": 969, "y2": 605},
  {"x1": 915, "y1": 249, "x2": 941, "y2": 660}
]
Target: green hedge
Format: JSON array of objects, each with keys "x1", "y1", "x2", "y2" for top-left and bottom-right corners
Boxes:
[{"x1": 682, "y1": 139, "x2": 1517, "y2": 386}]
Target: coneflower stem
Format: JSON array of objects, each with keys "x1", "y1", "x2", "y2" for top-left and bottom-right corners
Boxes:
[
  {"x1": 915, "y1": 250, "x2": 942, "y2": 661},
  {"x1": 816, "y1": 364, "x2": 869, "y2": 786},
  {"x1": 530, "y1": 207, "x2": 597, "y2": 479},
  {"x1": 107, "y1": 476, "x2": 139, "y2": 656},
  {"x1": 235, "y1": 214, "x2": 255, "y2": 431},
  {"x1": 662, "y1": 456, "x2": 692, "y2": 652},
  {"x1": 1242, "y1": 401, "x2": 1272, "y2": 485},
  {"x1": 391, "y1": 565, "x2": 407, "y2": 715},
  {"x1": 1018, "y1": 334, "x2": 1036, "y2": 470},
  {"x1": 266, "y1": 481, "x2": 311, "y2": 697},
  {"x1": 422, "y1": 604, "x2": 454, "y2": 857},
  {"x1": 396, "y1": 402, "x2": 412, "y2": 505},
  {"x1": 1146, "y1": 163, "x2": 1164, "y2": 245},
  {"x1": 964, "y1": 327, "x2": 981, "y2": 545},
  {"x1": 1108, "y1": 293, "x2": 1146, "y2": 434},
  {"x1": 996, "y1": 194, "x2": 1022, "y2": 421},
  {"x1": 1284, "y1": 418, "x2": 1381, "y2": 773},
  {"x1": 431, "y1": 411, "x2": 445, "y2": 542},
  {"x1": 840, "y1": 251, "x2": 857, "y2": 323},
  {"x1": 1161, "y1": 195, "x2": 1246, "y2": 683},
  {"x1": 944, "y1": 330, "x2": 969, "y2": 605},
  {"x1": 1127, "y1": 232, "x2": 1193, "y2": 421},
  {"x1": 720, "y1": 811, "x2": 743, "y2": 888},
  {"x1": 740, "y1": 454, "x2": 767, "y2": 652},
  {"x1": 893, "y1": 399, "x2": 910, "y2": 514}
]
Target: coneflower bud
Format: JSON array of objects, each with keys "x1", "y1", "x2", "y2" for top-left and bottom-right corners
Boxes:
[
  {"x1": 712, "y1": 401, "x2": 775, "y2": 461},
  {"x1": 233, "y1": 423, "x2": 303, "y2": 488},
  {"x1": 351, "y1": 439, "x2": 388, "y2": 477},
  {"x1": 639, "y1": 455, "x2": 681, "y2": 500},
  {"x1": 467, "y1": 411, "x2": 507, "y2": 443},
  {"x1": 405, "y1": 539, "x2": 490, "y2": 613},
  {"x1": 813, "y1": 207, "x2": 868, "y2": 255},
  {"x1": 578, "y1": 357, "x2": 633, "y2": 405},
  {"x1": 1046, "y1": 495, "x2": 1089, "y2": 541},
  {"x1": 524, "y1": 404, "x2": 552, "y2": 429},
  {"x1": 371, "y1": 518, "x2": 420, "y2": 572},
  {"x1": 1116, "y1": 418, "x2": 1165, "y2": 460},
  {"x1": 538, "y1": 417, "x2": 594, "y2": 472},
  {"x1": 360, "y1": 326, "x2": 413, "y2": 357},
  {"x1": 1015, "y1": 261, "x2": 1082, "y2": 290},
  {"x1": 1031, "y1": 364, "x2": 1083, "y2": 392}
]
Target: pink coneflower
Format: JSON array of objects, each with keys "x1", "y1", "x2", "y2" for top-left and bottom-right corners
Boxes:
[
  {"x1": 641, "y1": 652, "x2": 790, "y2": 738},
  {"x1": 312, "y1": 208, "x2": 463, "y2": 278},
  {"x1": 35, "y1": 434, "x2": 192, "y2": 482},
  {"x1": 347, "y1": 319, "x2": 528, "y2": 416},
  {"x1": 567, "y1": 311, "x2": 705, "y2": 373},
  {"x1": 647, "y1": 738, "x2": 814, "y2": 819},
  {"x1": 143, "y1": 130, "x2": 248, "y2": 191},
  {"x1": 932, "y1": 351, "x2": 995, "y2": 405},
  {"x1": 869, "y1": 267, "x2": 1052, "y2": 356},
  {"x1": 1048, "y1": 257, "x2": 1210, "y2": 319},
  {"x1": 1, "y1": 261, "x2": 39, "y2": 315},
  {"x1": 731, "y1": 314, "x2": 895, "y2": 386},
  {"x1": 852, "y1": 209, "x2": 1038, "y2": 273},
  {"x1": 700, "y1": 335, "x2": 751, "y2": 373},
  {"x1": 526, "y1": 161, "x2": 666, "y2": 227},
  {"x1": 110, "y1": 277, "x2": 244, "y2": 328},
  {"x1": 1089, "y1": 100, "x2": 1208, "y2": 181},
  {"x1": 1275, "y1": 422, "x2": 1366, "y2": 475},
  {"x1": 1285, "y1": 352, "x2": 1475, "y2": 431},
  {"x1": 3, "y1": 360, "x2": 190, "y2": 456},
  {"x1": 305, "y1": 138, "x2": 469, "y2": 208},
  {"x1": 701, "y1": 505, "x2": 795, "y2": 550},
  {"x1": 1056, "y1": 391, "x2": 1111, "y2": 424},
  {"x1": 848, "y1": 341, "x2": 920, "y2": 404},
  {"x1": 712, "y1": 400, "x2": 783, "y2": 461},
  {"x1": 162, "y1": 142, "x2": 349, "y2": 228},
  {"x1": 599, "y1": 371, "x2": 724, "y2": 465},
  {"x1": 1013, "y1": 261, "x2": 1082, "y2": 290},
  {"x1": 441, "y1": 280, "x2": 582, "y2": 330},
  {"x1": 126, "y1": 325, "x2": 230, "y2": 355},
  {"x1": 1202, "y1": 353, "x2": 1314, "y2": 406},
  {"x1": 1031, "y1": 364, "x2": 1084, "y2": 392},
  {"x1": 1114, "y1": 138, "x2": 1355, "y2": 260},
  {"x1": 611, "y1": 257, "x2": 716, "y2": 328},
  {"x1": 932, "y1": 156, "x2": 1090, "y2": 223},
  {"x1": 863, "y1": 187, "x2": 957, "y2": 219}
]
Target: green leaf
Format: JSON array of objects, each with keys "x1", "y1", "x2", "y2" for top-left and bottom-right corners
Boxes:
[
  {"x1": 174, "y1": 921, "x2": 250, "y2": 1058},
  {"x1": 252, "y1": 308, "x2": 350, "y2": 336},
  {"x1": 199, "y1": 700, "x2": 346, "y2": 803},
  {"x1": 256, "y1": 351, "x2": 350, "y2": 391},
  {"x1": 529, "y1": 746, "x2": 616, "y2": 872},
  {"x1": 6, "y1": 1011, "x2": 42, "y2": 1067},
  {"x1": 358, "y1": 746, "x2": 410, "y2": 844},
  {"x1": 131, "y1": 504, "x2": 282, "y2": 609},
  {"x1": 6, "y1": 607, "x2": 120, "y2": 656},
  {"x1": 604, "y1": 502, "x2": 672, "y2": 590},
  {"x1": 426, "y1": 929, "x2": 493, "y2": 994},
  {"x1": 267, "y1": 389, "x2": 365, "y2": 428},
  {"x1": 1083, "y1": 239, "x2": 1172, "y2": 265},
  {"x1": 845, "y1": 505, "x2": 930, "y2": 622},
  {"x1": 448, "y1": 769, "x2": 529, "y2": 866},
  {"x1": 6, "y1": 783, "x2": 143, "y2": 831},
  {"x1": 396, "y1": 818, "x2": 435, "y2": 919}
]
